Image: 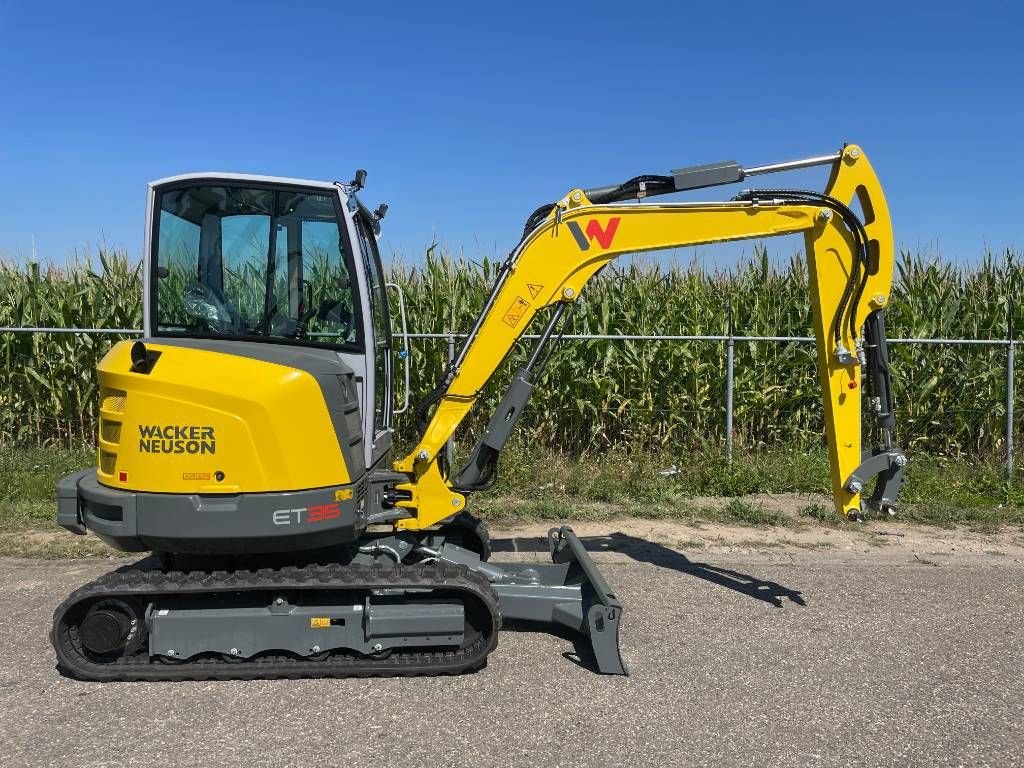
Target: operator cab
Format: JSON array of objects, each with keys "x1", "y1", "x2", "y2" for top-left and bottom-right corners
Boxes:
[{"x1": 145, "y1": 173, "x2": 398, "y2": 467}]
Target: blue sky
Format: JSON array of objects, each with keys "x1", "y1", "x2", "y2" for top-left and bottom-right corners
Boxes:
[{"x1": 1, "y1": 1, "x2": 1021, "y2": 266}]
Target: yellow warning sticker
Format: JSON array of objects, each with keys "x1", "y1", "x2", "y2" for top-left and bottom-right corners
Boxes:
[
  {"x1": 526, "y1": 283, "x2": 544, "y2": 299},
  {"x1": 334, "y1": 488, "x2": 353, "y2": 501},
  {"x1": 502, "y1": 296, "x2": 530, "y2": 327},
  {"x1": 310, "y1": 617, "x2": 330, "y2": 628},
  {"x1": 182, "y1": 472, "x2": 211, "y2": 481}
]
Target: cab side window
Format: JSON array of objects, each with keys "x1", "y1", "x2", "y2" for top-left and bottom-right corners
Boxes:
[{"x1": 353, "y1": 216, "x2": 391, "y2": 432}]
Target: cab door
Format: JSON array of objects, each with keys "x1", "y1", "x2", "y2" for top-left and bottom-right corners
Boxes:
[{"x1": 352, "y1": 213, "x2": 393, "y2": 466}]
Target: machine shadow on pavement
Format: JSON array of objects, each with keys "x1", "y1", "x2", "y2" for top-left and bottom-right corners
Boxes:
[
  {"x1": 495, "y1": 530, "x2": 805, "y2": 673},
  {"x1": 491, "y1": 532, "x2": 806, "y2": 609}
]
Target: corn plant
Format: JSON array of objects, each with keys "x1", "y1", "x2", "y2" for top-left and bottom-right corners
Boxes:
[
  {"x1": 0, "y1": 251, "x2": 141, "y2": 447},
  {"x1": 0, "y1": 246, "x2": 1021, "y2": 462}
]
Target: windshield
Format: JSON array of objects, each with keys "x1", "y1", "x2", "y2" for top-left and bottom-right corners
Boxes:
[{"x1": 152, "y1": 183, "x2": 359, "y2": 348}]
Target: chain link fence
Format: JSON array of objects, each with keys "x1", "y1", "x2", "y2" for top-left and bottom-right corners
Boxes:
[
  {"x1": 411, "y1": 330, "x2": 1019, "y2": 478},
  {"x1": 1, "y1": 326, "x2": 1017, "y2": 479}
]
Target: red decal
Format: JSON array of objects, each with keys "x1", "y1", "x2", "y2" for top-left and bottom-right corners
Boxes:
[
  {"x1": 585, "y1": 217, "x2": 620, "y2": 249},
  {"x1": 307, "y1": 502, "x2": 341, "y2": 523},
  {"x1": 118, "y1": 471, "x2": 128, "y2": 482}
]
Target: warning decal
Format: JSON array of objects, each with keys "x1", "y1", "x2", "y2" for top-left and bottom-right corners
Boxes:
[
  {"x1": 502, "y1": 296, "x2": 530, "y2": 327},
  {"x1": 526, "y1": 283, "x2": 544, "y2": 299}
]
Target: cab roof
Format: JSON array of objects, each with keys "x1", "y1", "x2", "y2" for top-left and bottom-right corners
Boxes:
[{"x1": 149, "y1": 172, "x2": 339, "y2": 191}]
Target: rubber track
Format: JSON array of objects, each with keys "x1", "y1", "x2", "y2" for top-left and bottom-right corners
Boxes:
[{"x1": 51, "y1": 562, "x2": 501, "y2": 682}]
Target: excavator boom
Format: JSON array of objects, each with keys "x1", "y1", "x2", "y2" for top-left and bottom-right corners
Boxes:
[{"x1": 396, "y1": 144, "x2": 904, "y2": 529}]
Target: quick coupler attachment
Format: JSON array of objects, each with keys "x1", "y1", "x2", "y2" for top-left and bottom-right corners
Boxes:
[
  {"x1": 844, "y1": 447, "x2": 907, "y2": 517},
  {"x1": 485, "y1": 526, "x2": 628, "y2": 675}
]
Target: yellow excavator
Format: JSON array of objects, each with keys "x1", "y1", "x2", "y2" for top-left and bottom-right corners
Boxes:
[{"x1": 52, "y1": 144, "x2": 904, "y2": 680}]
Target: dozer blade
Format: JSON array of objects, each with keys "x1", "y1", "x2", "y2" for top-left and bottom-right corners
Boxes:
[{"x1": 489, "y1": 526, "x2": 627, "y2": 675}]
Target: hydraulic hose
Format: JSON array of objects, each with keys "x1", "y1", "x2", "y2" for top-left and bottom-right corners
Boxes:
[{"x1": 733, "y1": 189, "x2": 870, "y2": 349}]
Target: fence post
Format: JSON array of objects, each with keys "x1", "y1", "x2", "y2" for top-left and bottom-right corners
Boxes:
[
  {"x1": 446, "y1": 332, "x2": 456, "y2": 469},
  {"x1": 1008, "y1": 300, "x2": 1016, "y2": 480},
  {"x1": 725, "y1": 309, "x2": 735, "y2": 466}
]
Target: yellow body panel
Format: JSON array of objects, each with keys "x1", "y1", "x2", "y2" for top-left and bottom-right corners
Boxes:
[
  {"x1": 398, "y1": 144, "x2": 894, "y2": 525},
  {"x1": 96, "y1": 341, "x2": 350, "y2": 493}
]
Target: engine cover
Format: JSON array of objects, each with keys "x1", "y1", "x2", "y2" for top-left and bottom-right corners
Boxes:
[{"x1": 94, "y1": 339, "x2": 365, "y2": 495}]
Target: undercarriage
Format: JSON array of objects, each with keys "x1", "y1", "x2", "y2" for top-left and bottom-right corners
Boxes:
[{"x1": 52, "y1": 523, "x2": 626, "y2": 681}]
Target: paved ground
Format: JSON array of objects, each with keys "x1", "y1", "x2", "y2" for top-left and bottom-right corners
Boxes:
[{"x1": 1, "y1": 529, "x2": 1022, "y2": 768}]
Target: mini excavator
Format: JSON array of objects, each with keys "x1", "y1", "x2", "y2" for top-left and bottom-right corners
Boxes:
[{"x1": 53, "y1": 144, "x2": 905, "y2": 680}]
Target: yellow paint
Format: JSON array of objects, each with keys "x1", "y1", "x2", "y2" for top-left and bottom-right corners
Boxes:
[
  {"x1": 95, "y1": 341, "x2": 350, "y2": 493},
  {"x1": 393, "y1": 460, "x2": 465, "y2": 530},
  {"x1": 804, "y1": 145, "x2": 894, "y2": 517},
  {"x1": 398, "y1": 144, "x2": 893, "y2": 521}
]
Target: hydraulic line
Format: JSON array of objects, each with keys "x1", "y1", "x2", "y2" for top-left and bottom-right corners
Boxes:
[
  {"x1": 583, "y1": 175, "x2": 676, "y2": 204},
  {"x1": 520, "y1": 203, "x2": 557, "y2": 243},
  {"x1": 734, "y1": 189, "x2": 870, "y2": 351}
]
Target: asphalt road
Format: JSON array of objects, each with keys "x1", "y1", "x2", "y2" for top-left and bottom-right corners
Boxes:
[{"x1": 1, "y1": 540, "x2": 1022, "y2": 768}]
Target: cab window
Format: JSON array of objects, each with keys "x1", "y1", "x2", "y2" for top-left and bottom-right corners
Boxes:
[
  {"x1": 152, "y1": 184, "x2": 360, "y2": 350},
  {"x1": 353, "y1": 215, "x2": 392, "y2": 432}
]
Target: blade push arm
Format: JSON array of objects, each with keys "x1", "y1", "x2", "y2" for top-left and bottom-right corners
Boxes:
[{"x1": 394, "y1": 145, "x2": 902, "y2": 528}]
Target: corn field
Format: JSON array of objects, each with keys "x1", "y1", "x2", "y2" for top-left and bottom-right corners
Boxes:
[{"x1": 1, "y1": 247, "x2": 1021, "y2": 463}]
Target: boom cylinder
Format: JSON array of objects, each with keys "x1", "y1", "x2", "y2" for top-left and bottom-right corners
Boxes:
[{"x1": 452, "y1": 304, "x2": 568, "y2": 490}]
